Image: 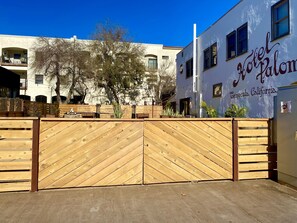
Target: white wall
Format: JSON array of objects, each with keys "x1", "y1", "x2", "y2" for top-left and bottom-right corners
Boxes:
[
  {"x1": 0, "y1": 35, "x2": 181, "y2": 105},
  {"x1": 177, "y1": 0, "x2": 297, "y2": 118},
  {"x1": 176, "y1": 42, "x2": 199, "y2": 115}
]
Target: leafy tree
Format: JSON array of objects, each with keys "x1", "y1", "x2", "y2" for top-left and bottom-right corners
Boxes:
[
  {"x1": 63, "y1": 38, "x2": 92, "y2": 104},
  {"x1": 32, "y1": 37, "x2": 91, "y2": 104},
  {"x1": 145, "y1": 59, "x2": 176, "y2": 105},
  {"x1": 90, "y1": 23, "x2": 146, "y2": 104},
  {"x1": 32, "y1": 37, "x2": 68, "y2": 104}
]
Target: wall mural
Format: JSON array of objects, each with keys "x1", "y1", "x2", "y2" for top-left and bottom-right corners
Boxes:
[{"x1": 230, "y1": 32, "x2": 296, "y2": 99}]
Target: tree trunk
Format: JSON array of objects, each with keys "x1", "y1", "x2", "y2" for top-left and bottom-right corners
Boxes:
[
  {"x1": 55, "y1": 65, "x2": 62, "y2": 104},
  {"x1": 111, "y1": 87, "x2": 120, "y2": 104}
]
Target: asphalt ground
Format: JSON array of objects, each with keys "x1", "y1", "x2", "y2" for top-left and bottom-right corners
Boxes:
[{"x1": 1, "y1": 180, "x2": 297, "y2": 223}]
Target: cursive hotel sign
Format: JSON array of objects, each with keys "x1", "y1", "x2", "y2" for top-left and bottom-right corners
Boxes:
[{"x1": 233, "y1": 32, "x2": 297, "y2": 88}]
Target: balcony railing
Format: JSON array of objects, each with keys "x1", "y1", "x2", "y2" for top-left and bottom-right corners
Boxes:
[{"x1": 1, "y1": 56, "x2": 28, "y2": 66}]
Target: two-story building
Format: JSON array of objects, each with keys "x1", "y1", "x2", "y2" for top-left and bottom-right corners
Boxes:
[
  {"x1": 0, "y1": 34, "x2": 181, "y2": 105},
  {"x1": 177, "y1": 0, "x2": 297, "y2": 118}
]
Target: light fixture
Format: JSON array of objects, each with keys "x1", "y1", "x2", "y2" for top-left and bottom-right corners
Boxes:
[{"x1": 179, "y1": 64, "x2": 183, "y2": 74}]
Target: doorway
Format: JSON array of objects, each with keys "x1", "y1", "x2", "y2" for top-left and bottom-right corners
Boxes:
[{"x1": 180, "y1": 98, "x2": 190, "y2": 116}]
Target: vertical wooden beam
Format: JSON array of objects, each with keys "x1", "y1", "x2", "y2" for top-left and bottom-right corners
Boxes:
[
  {"x1": 132, "y1": 105, "x2": 136, "y2": 119},
  {"x1": 31, "y1": 118, "x2": 40, "y2": 192},
  {"x1": 268, "y1": 118, "x2": 275, "y2": 146},
  {"x1": 152, "y1": 103, "x2": 154, "y2": 118},
  {"x1": 95, "y1": 104, "x2": 101, "y2": 118},
  {"x1": 232, "y1": 119, "x2": 239, "y2": 181},
  {"x1": 268, "y1": 118, "x2": 278, "y2": 181},
  {"x1": 142, "y1": 120, "x2": 145, "y2": 185}
]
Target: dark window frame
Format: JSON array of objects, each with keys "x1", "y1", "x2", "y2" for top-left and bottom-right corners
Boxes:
[
  {"x1": 211, "y1": 43, "x2": 217, "y2": 67},
  {"x1": 237, "y1": 23, "x2": 248, "y2": 56},
  {"x1": 186, "y1": 58, "x2": 193, "y2": 78},
  {"x1": 35, "y1": 95, "x2": 47, "y2": 103},
  {"x1": 204, "y1": 48, "x2": 211, "y2": 70},
  {"x1": 162, "y1": 55, "x2": 169, "y2": 60},
  {"x1": 204, "y1": 43, "x2": 217, "y2": 70},
  {"x1": 148, "y1": 58, "x2": 158, "y2": 70},
  {"x1": 271, "y1": 0, "x2": 290, "y2": 41},
  {"x1": 35, "y1": 74, "x2": 44, "y2": 85},
  {"x1": 226, "y1": 31, "x2": 237, "y2": 60}
]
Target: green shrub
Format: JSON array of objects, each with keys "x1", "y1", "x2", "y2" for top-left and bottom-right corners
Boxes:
[
  {"x1": 162, "y1": 103, "x2": 184, "y2": 118},
  {"x1": 201, "y1": 101, "x2": 218, "y2": 118},
  {"x1": 224, "y1": 104, "x2": 247, "y2": 118},
  {"x1": 112, "y1": 102, "x2": 123, "y2": 118}
]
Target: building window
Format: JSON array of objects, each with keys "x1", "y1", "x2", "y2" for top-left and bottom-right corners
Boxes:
[
  {"x1": 204, "y1": 43, "x2": 217, "y2": 70},
  {"x1": 227, "y1": 23, "x2": 248, "y2": 60},
  {"x1": 35, "y1": 74, "x2": 43, "y2": 84},
  {"x1": 14, "y1": 54, "x2": 21, "y2": 59},
  {"x1": 211, "y1": 43, "x2": 217, "y2": 67},
  {"x1": 162, "y1": 55, "x2": 169, "y2": 60},
  {"x1": 227, "y1": 31, "x2": 236, "y2": 60},
  {"x1": 204, "y1": 48, "x2": 211, "y2": 70},
  {"x1": 237, "y1": 23, "x2": 248, "y2": 55},
  {"x1": 186, "y1": 58, "x2": 193, "y2": 78},
  {"x1": 35, "y1": 95, "x2": 47, "y2": 103},
  {"x1": 272, "y1": 0, "x2": 290, "y2": 40},
  {"x1": 148, "y1": 58, "x2": 158, "y2": 70},
  {"x1": 213, "y1": 83, "x2": 222, "y2": 98},
  {"x1": 20, "y1": 79, "x2": 27, "y2": 90}
]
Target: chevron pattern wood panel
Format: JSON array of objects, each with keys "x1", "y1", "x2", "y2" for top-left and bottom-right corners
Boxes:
[
  {"x1": 39, "y1": 120, "x2": 143, "y2": 189},
  {"x1": 144, "y1": 120, "x2": 233, "y2": 184}
]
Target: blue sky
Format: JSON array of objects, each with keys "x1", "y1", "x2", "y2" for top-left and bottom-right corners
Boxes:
[{"x1": 1, "y1": 0, "x2": 239, "y2": 47}]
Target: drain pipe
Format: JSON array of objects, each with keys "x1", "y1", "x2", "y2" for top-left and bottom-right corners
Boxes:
[
  {"x1": 193, "y1": 24, "x2": 200, "y2": 117},
  {"x1": 193, "y1": 24, "x2": 203, "y2": 118},
  {"x1": 193, "y1": 24, "x2": 197, "y2": 94}
]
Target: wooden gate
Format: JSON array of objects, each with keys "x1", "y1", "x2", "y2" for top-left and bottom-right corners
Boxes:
[
  {"x1": 143, "y1": 119, "x2": 233, "y2": 184},
  {"x1": 38, "y1": 119, "x2": 143, "y2": 189},
  {"x1": 0, "y1": 118, "x2": 276, "y2": 192}
]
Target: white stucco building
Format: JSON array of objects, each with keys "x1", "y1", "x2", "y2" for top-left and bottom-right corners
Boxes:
[
  {"x1": 0, "y1": 34, "x2": 181, "y2": 105},
  {"x1": 176, "y1": 0, "x2": 297, "y2": 118}
]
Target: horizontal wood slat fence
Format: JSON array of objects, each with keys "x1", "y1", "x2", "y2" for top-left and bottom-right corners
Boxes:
[
  {"x1": 233, "y1": 119, "x2": 277, "y2": 180},
  {"x1": 59, "y1": 104, "x2": 163, "y2": 119},
  {"x1": 0, "y1": 118, "x2": 38, "y2": 192},
  {"x1": 0, "y1": 118, "x2": 275, "y2": 193},
  {"x1": 0, "y1": 98, "x2": 58, "y2": 117},
  {"x1": 0, "y1": 98, "x2": 162, "y2": 118}
]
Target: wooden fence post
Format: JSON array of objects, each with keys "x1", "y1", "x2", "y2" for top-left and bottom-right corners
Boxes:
[
  {"x1": 31, "y1": 118, "x2": 40, "y2": 192},
  {"x1": 232, "y1": 119, "x2": 239, "y2": 181}
]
